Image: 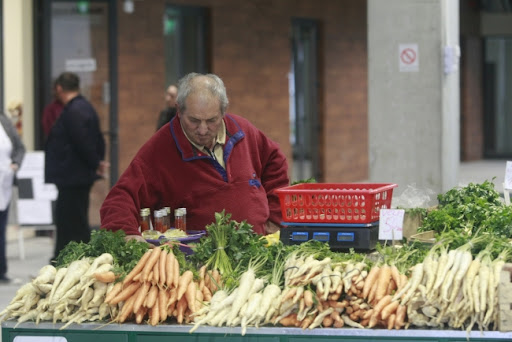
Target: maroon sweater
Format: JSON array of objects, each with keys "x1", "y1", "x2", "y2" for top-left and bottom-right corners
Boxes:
[{"x1": 100, "y1": 114, "x2": 289, "y2": 235}]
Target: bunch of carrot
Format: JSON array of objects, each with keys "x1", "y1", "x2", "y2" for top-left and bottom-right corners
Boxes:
[
  {"x1": 104, "y1": 246, "x2": 221, "y2": 326},
  {"x1": 0, "y1": 253, "x2": 115, "y2": 328},
  {"x1": 269, "y1": 252, "x2": 410, "y2": 330}
]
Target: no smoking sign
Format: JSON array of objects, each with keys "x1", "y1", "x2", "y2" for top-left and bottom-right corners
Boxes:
[{"x1": 399, "y1": 43, "x2": 419, "y2": 72}]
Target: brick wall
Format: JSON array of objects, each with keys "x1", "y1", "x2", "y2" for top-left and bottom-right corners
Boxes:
[
  {"x1": 116, "y1": 0, "x2": 368, "y2": 182},
  {"x1": 460, "y1": 36, "x2": 484, "y2": 161}
]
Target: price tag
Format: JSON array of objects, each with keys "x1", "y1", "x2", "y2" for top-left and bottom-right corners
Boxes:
[
  {"x1": 378, "y1": 209, "x2": 405, "y2": 241},
  {"x1": 505, "y1": 161, "x2": 512, "y2": 190}
]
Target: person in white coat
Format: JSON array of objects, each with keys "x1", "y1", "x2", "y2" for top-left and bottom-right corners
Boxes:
[{"x1": 0, "y1": 112, "x2": 25, "y2": 283}]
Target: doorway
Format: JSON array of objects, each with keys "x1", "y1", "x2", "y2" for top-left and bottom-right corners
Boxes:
[
  {"x1": 34, "y1": 0, "x2": 118, "y2": 227},
  {"x1": 290, "y1": 18, "x2": 321, "y2": 183},
  {"x1": 483, "y1": 36, "x2": 512, "y2": 158}
]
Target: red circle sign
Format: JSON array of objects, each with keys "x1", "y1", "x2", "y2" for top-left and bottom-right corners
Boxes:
[{"x1": 400, "y1": 48, "x2": 416, "y2": 64}]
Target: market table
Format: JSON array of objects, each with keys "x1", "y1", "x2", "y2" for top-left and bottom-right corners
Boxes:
[{"x1": 3, "y1": 321, "x2": 512, "y2": 342}]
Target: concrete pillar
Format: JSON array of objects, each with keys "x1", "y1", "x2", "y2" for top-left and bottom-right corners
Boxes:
[
  {"x1": 3, "y1": 0, "x2": 35, "y2": 150},
  {"x1": 368, "y1": 0, "x2": 460, "y2": 196}
]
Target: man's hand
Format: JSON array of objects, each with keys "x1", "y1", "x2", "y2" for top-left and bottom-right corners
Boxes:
[
  {"x1": 264, "y1": 220, "x2": 281, "y2": 234},
  {"x1": 10, "y1": 163, "x2": 19, "y2": 172},
  {"x1": 124, "y1": 234, "x2": 154, "y2": 248}
]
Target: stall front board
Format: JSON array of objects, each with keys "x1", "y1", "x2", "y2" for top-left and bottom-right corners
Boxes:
[{"x1": 3, "y1": 322, "x2": 512, "y2": 342}]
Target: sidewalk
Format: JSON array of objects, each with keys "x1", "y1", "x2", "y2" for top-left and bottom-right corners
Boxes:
[{"x1": 0, "y1": 159, "x2": 508, "y2": 337}]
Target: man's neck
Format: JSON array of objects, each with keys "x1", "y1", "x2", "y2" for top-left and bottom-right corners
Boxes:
[{"x1": 61, "y1": 91, "x2": 80, "y2": 105}]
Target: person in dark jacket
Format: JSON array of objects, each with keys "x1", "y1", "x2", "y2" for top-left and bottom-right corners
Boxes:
[
  {"x1": 45, "y1": 72, "x2": 108, "y2": 262},
  {"x1": 156, "y1": 84, "x2": 178, "y2": 131},
  {"x1": 0, "y1": 112, "x2": 25, "y2": 283}
]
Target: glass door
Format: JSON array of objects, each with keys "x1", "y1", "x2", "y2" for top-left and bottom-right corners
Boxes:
[{"x1": 35, "y1": 0, "x2": 117, "y2": 228}]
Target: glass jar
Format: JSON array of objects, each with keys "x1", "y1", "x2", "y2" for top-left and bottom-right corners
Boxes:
[
  {"x1": 139, "y1": 208, "x2": 151, "y2": 233},
  {"x1": 154, "y1": 209, "x2": 165, "y2": 233},
  {"x1": 178, "y1": 207, "x2": 187, "y2": 232},
  {"x1": 175, "y1": 209, "x2": 184, "y2": 231},
  {"x1": 164, "y1": 207, "x2": 171, "y2": 231}
]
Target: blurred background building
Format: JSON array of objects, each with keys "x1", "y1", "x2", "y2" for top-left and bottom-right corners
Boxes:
[{"x1": 1, "y1": 0, "x2": 511, "y2": 227}]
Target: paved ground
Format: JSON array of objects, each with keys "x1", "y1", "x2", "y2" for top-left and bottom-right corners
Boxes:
[{"x1": 0, "y1": 160, "x2": 508, "y2": 341}]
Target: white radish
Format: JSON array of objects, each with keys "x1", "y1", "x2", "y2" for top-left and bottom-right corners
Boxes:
[
  {"x1": 241, "y1": 292, "x2": 263, "y2": 335},
  {"x1": 226, "y1": 268, "x2": 257, "y2": 326},
  {"x1": 51, "y1": 258, "x2": 91, "y2": 305},
  {"x1": 399, "y1": 263, "x2": 424, "y2": 305},
  {"x1": 255, "y1": 284, "x2": 281, "y2": 326},
  {"x1": 32, "y1": 265, "x2": 57, "y2": 286},
  {"x1": 448, "y1": 250, "x2": 473, "y2": 303},
  {"x1": 47, "y1": 267, "x2": 68, "y2": 305}
]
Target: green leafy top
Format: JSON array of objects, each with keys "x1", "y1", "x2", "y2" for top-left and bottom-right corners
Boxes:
[{"x1": 54, "y1": 229, "x2": 149, "y2": 276}]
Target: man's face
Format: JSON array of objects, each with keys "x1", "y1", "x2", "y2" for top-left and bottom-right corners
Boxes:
[
  {"x1": 165, "y1": 86, "x2": 178, "y2": 107},
  {"x1": 179, "y1": 93, "x2": 223, "y2": 149}
]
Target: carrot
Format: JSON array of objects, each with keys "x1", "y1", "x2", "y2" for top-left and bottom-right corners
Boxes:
[
  {"x1": 133, "y1": 273, "x2": 142, "y2": 282},
  {"x1": 165, "y1": 252, "x2": 175, "y2": 288},
  {"x1": 135, "y1": 306, "x2": 147, "y2": 324},
  {"x1": 153, "y1": 259, "x2": 160, "y2": 286},
  {"x1": 185, "y1": 281, "x2": 197, "y2": 313},
  {"x1": 124, "y1": 250, "x2": 152, "y2": 285},
  {"x1": 176, "y1": 295, "x2": 187, "y2": 324},
  {"x1": 375, "y1": 265, "x2": 391, "y2": 302},
  {"x1": 300, "y1": 316, "x2": 313, "y2": 329},
  {"x1": 173, "y1": 257, "x2": 180, "y2": 288},
  {"x1": 380, "y1": 299, "x2": 399, "y2": 320},
  {"x1": 118, "y1": 294, "x2": 136, "y2": 323},
  {"x1": 386, "y1": 279, "x2": 397, "y2": 295},
  {"x1": 93, "y1": 271, "x2": 117, "y2": 283},
  {"x1": 177, "y1": 270, "x2": 194, "y2": 301},
  {"x1": 105, "y1": 282, "x2": 123, "y2": 304},
  {"x1": 159, "y1": 249, "x2": 168, "y2": 287},
  {"x1": 142, "y1": 247, "x2": 161, "y2": 282},
  {"x1": 279, "y1": 313, "x2": 299, "y2": 327},
  {"x1": 149, "y1": 297, "x2": 160, "y2": 326},
  {"x1": 146, "y1": 284, "x2": 159, "y2": 309},
  {"x1": 167, "y1": 287, "x2": 178, "y2": 308},
  {"x1": 159, "y1": 287, "x2": 169, "y2": 321},
  {"x1": 133, "y1": 281, "x2": 151, "y2": 314},
  {"x1": 371, "y1": 294, "x2": 392, "y2": 320},
  {"x1": 303, "y1": 289, "x2": 314, "y2": 308},
  {"x1": 387, "y1": 313, "x2": 396, "y2": 330},
  {"x1": 394, "y1": 304, "x2": 406, "y2": 329},
  {"x1": 202, "y1": 284, "x2": 212, "y2": 301},
  {"x1": 110, "y1": 281, "x2": 141, "y2": 305},
  {"x1": 199, "y1": 265, "x2": 206, "y2": 291}
]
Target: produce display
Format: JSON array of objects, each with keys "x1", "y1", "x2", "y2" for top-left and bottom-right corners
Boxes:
[{"x1": 1, "y1": 182, "x2": 512, "y2": 336}]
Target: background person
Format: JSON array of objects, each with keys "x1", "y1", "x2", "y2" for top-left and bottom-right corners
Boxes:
[
  {"x1": 101, "y1": 72, "x2": 289, "y2": 242},
  {"x1": 41, "y1": 80, "x2": 64, "y2": 140},
  {"x1": 45, "y1": 72, "x2": 108, "y2": 262},
  {"x1": 156, "y1": 84, "x2": 178, "y2": 131},
  {"x1": 0, "y1": 111, "x2": 25, "y2": 283}
]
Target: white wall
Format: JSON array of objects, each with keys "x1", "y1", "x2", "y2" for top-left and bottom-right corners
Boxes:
[
  {"x1": 368, "y1": 0, "x2": 460, "y2": 196},
  {"x1": 3, "y1": 0, "x2": 34, "y2": 150}
]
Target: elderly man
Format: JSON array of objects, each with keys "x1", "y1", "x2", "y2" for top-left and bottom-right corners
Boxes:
[{"x1": 100, "y1": 73, "x2": 289, "y2": 241}]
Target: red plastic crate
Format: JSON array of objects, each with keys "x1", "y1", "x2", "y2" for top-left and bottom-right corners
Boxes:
[{"x1": 276, "y1": 183, "x2": 398, "y2": 224}]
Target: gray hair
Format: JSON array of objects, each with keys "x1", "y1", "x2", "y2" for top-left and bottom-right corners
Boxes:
[{"x1": 176, "y1": 73, "x2": 229, "y2": 115}]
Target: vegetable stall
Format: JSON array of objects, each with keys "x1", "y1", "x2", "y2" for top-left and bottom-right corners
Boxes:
[{"x1": 3, "y1": 181, "x2": 512, "y2": 342}]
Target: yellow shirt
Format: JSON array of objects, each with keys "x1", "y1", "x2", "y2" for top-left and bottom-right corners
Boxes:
[{"x1": 183, "y1": 120, "x2": 226, "y2": 169}]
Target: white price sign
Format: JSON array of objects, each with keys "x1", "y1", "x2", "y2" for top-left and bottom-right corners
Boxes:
[
  {"x1": 505, "y1": 161, "x2": 512, "y2": 190},
  {"x1": 379, "y1": 209, "x2": 405, "y2": 241}
]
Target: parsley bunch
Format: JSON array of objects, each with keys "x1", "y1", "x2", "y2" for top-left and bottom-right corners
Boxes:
[
  {"x1": 55, "y1": 229, "x2": 149, "y2": 276},
  {"x1": 189, "y1": 211, "x2": 269, "y2": 277}
]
